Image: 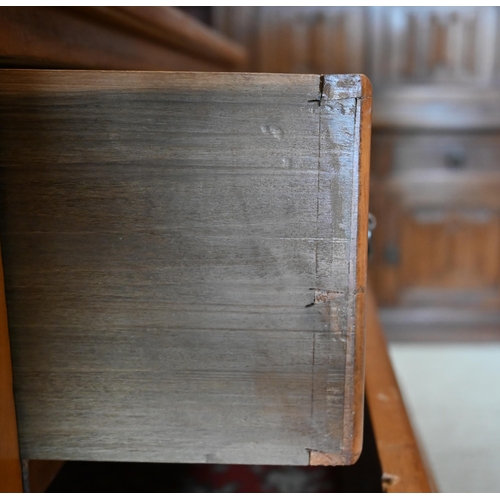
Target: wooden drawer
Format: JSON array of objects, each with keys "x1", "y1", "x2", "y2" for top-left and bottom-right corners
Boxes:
[
  {"x1": 370, "y1": 130, "x2": 500, "y2": 305},
  {"x1": 393, "y1": 133, "x2": 500, "y2": 173},
  {"x1": 0, "y1": 71, "x2": 371, "y2": 466},
  {"x1": 373, "y1": 132, "x2": 500, "y2": 208}
]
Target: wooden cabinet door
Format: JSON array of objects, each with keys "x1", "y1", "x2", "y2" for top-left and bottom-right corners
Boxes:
[{"x1": 0, "y1": 71, "x2": 370, "y2": 466}]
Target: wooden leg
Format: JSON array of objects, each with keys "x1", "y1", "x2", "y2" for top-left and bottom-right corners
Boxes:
[{"x1": 365, "y1": 283, "x2": 437, "y2": 492}]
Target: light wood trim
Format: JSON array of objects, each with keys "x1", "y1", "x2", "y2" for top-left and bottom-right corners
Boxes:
[
  {"x1": 75, "y1": 7, "x2": 247, "y2": 69},
  {"x1": 349, "y1": 76, "x2": 372, "y2": 463},
  {"x1": 0, "y1": 248, "x2": 23, "y2": 493},
  {"x1": 365, "y1": 284, "x2": 436, "y2": 492}
]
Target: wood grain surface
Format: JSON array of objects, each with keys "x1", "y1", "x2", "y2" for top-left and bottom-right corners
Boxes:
[{"x1": 0, "y1": 71, "x2": 371, "y2": 465}]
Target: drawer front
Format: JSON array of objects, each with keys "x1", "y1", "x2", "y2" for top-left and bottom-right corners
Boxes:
[
  {"x1": 373, "y1": 132, "x2": 500, "y2": 174},
  {"x1": 392, "y1": 133, "x2": 500, "y2": 174},
  {"x1": 372, "y1": 132, "x2": 500, "y2": 234}
]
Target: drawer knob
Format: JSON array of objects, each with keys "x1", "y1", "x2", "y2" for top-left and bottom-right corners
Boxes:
[{"x1": 444, "y1": 150, "x2": 466, "y2": 169}]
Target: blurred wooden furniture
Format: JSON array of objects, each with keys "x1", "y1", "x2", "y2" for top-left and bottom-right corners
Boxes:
[
  {"x1": 215, "y1": 6, "x2": 500, "y2": 85},
  {"x1": 213, "y1": 7, "x2": 365, "y2": 74},
  {"x1": 370, "y1": 86, "x2": 500, "y2": 341},
  {"x1": 0, "y1": 7, "x2": 245, "y2": 71}
]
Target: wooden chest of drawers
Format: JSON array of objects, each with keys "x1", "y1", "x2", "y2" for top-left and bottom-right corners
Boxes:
[{"x1": 369, "y1": 85, "x2": 500, "y2": 338}]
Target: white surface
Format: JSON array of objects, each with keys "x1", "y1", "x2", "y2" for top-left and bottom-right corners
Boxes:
[{"x1": 389, "y1": 343, "x2": 500, "y2": 493}]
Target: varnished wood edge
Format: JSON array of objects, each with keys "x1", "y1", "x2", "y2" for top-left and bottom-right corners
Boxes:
[
  {"x1": 340, "y1": 77, "x2": 371, "y2": 465},
  {"x1": 0, "y1": 243, "x2": 23, "y2": 492},
  {"x1": 309, "y1": 75, "x2": 372, "y2": 466},
  {"x1": 72, "y1": 7, "x2": 247, "y2": 69}
]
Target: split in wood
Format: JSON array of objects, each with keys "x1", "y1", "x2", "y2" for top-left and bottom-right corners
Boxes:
[{"x1": 305, "y1": 288, "x2": 345, "y2": 307}]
